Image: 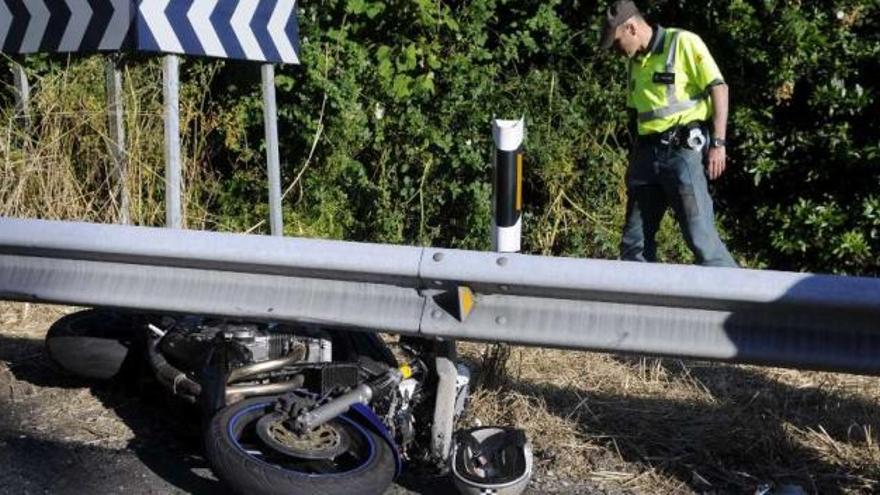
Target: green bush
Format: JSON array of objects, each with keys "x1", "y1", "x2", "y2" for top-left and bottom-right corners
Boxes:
[
  {"x1": 4, "y1": 0, "x2": 879, "y2": 275},
  {"x1": 260, "y1": 0, "x2": 880, "y2": 273},
  {"x1": 252, "y1": 0, "x2": 669, "y2": 260}
]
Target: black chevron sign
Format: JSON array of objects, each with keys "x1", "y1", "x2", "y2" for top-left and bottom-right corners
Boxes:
[
  {"x1": 0, "y1": 0, "x2": 133, "y2": 54},
  {"x1": 137, "y1": 0, "x2": 300, "y2": 64},
  {"x1": 0, "y1": 0, "x2": 301, "y2": 64}
]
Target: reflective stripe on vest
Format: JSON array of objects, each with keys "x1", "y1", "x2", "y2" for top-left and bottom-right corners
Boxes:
[{"x1": 637, "y1": 32, "x2": 708, "y2": 123}]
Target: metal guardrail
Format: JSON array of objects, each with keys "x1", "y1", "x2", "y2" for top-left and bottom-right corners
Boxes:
[{"x1": 1, "y1": 217, "x2": 879, "y2": 374}]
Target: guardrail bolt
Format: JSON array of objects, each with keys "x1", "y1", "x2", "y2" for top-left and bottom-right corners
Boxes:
[
  {"x1": 495, "y1": 316, "x2": 507, "y2": 325},
  {"x1": 496, "y1": 257, "x2": 508, "y2": 267},
  {"x1": 433, "y1": 252, "x2": 444, "y2": 262}
]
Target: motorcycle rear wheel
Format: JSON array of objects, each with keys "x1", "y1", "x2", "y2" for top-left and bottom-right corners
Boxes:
[{"x1": 45, "y1": 309, "x2": 136, "y2": 380}]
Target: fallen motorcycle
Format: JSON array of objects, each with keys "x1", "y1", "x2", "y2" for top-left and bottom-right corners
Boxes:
[{"x1": 45, "y1": 308, "x2": 471, "y2": 495}]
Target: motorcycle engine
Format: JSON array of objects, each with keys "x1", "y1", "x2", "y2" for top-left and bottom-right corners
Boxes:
[
  {"x1": 160, "y1": 319, "x2": 332, "y2": 372},
  {"x1": 225, "y1": 323, "x2": 332, "y2": 364}
]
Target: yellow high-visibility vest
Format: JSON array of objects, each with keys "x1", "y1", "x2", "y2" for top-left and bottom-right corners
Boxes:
[{"x1": 627, "y1": 26, "x2": 724, "y2": 135}]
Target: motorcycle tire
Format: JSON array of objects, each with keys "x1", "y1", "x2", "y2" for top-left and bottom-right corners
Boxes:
[
  {"x1": 45, "y1": 309, "x2": 136, "y2": 380},
  {"x1": 206, "y1": 396, "x2": 395, "y2": 495}
]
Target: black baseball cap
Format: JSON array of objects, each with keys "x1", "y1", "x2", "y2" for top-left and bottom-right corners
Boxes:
[{"x1": 600, "y1": 0, "x2": 641, "y2": 50}]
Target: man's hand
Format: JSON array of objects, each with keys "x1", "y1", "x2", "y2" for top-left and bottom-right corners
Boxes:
[{"x1": 707, "y1": 146, "x2": 726, "y2": 180}]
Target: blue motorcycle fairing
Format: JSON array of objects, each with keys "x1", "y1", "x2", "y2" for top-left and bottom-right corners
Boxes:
[{"x1": 349, "y1": 403, "x2": 402, "y2": 478}]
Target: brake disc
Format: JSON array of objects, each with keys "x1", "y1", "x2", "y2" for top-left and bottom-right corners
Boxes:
[{"x1": 255, "y1": 412, "x2": 351, "y2": 460}]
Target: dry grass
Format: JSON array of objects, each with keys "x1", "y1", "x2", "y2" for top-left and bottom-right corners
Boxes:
[
  {"x1": 0, "y1": 56, "x2": 220, "y2": 227},
  {"x1": 458, "y1": 342, "x2": 880, "y2": 494}
]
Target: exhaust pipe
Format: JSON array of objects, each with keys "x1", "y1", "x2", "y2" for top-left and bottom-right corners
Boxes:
[
  {"x1": 225, "y1": 375, "x2": 305, "y2": 404},
  {"x1": 227, "y1": 349, "x2": 305, "y2": 384}
]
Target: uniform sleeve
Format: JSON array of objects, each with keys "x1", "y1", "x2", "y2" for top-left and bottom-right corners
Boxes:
[{"x1": 679, "y1": 32, "x2": 724, "y2": 90}]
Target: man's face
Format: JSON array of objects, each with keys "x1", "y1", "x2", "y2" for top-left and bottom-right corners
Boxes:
[{"x1": 612, "y1": 20, "x2": 639, "y2": 58}]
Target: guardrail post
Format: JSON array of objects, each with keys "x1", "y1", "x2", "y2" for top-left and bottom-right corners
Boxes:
[{"x1": 431, "y1": 340, "x2": 457, "y2": 463}]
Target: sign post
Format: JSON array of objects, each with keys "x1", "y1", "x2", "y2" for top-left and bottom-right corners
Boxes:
[
  {"x1": 262, "y1": 64, "x2": 283, "y2": 236},
  {"x1": 1, "y1": 0, "x2": 302, "y2": 233},
  {"x1": 135, "y1": 0, "x2": 301, "y2": 233},
  {"x1": 163, "y1": 54, "x2": 182, "y2": 229},
  {"x1": 106, "y1": 57, "x2": 130, "y2": 225}
]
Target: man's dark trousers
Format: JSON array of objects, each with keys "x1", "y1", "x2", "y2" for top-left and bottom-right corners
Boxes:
[{"x1": 620, "y1": 141, "x2": 738, "y2": 267}]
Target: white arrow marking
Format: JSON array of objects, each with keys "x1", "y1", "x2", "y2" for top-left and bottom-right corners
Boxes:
[
  {"x1": 187, "y1": 0, "x2": 224, "y2": 57},
  {"x1": 20, "y1": 0, "x2": 49, "y2": 53},
  {"x1": 230, "y1": 0, "x2": 262, "y2": 60},
  {"x1": 140, "y1": 0, "x2": 182, "y2": 52},
  {"x1": 0, "y1": 1, "x2": 12, "y2": 50},
  {"x1": 268, "y1": 0, "x2": 298, "y2": 63},
  {"x1": 100, "y1": 0, "x2": 132, "y2": 50},
  {"x1": 59, "y1": 0, "x2": 92, "y2": 52}
]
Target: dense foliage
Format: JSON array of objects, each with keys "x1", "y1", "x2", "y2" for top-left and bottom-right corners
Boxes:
[{"x1": 3, "y1": 0, "x2": 879, "y2": 275}]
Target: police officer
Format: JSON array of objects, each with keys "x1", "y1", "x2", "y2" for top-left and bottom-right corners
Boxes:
[{"x1": 601, "y1": 0, "x2": 738, "y2": 267}]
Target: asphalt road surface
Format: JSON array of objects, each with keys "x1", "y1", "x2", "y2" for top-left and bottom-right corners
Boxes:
[
  {"x1": 0, "y1": 421, "x2": 603, "y2": 495},
  {"x1": 0, "y1": 331, "x2": 608, "y2": 495}
]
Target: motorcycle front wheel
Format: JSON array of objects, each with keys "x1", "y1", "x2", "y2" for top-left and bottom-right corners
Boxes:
[{"x1": 205, "y1": 396, "x2": 395, "y2": 495}]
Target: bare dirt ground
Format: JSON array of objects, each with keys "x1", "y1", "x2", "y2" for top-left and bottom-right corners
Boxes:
[{"x1": 1, "y1": 302, "x2": 878, "y2": 494}]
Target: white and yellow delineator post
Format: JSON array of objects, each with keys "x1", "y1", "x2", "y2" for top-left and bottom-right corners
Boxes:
[{"x1": 491, "y1": 118, "x2": 524, "y2": 253}]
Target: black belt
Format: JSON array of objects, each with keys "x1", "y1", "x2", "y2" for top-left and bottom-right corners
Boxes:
[{"x1": 638, "y1": 121, "x2": 706, "y2": 147}]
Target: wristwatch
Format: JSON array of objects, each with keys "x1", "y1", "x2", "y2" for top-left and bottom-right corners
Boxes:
[{"x1": 710, "y1": 136, "x2": 727, "y2": 148}]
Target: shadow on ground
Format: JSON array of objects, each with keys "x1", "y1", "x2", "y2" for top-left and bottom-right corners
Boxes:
[
  {"x1": 0, "y1": 332, "x2": 229, "y2": 494},
  {"x1": 0, "y1": 332, "x2": 455, "y2": 494},
  {"x1": 512, "y1": 356, "x2": 880, "y2": 494}
]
